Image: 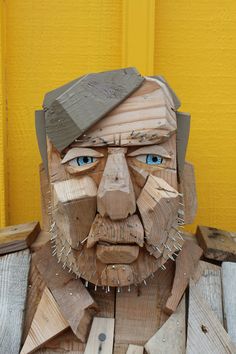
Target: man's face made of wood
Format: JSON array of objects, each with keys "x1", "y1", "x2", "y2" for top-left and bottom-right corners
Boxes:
[{"x1": 48, "y1": 78, "x2": 183, "y2": 289}]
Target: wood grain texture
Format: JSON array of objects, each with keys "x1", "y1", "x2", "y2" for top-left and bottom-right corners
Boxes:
[
  {"x1": 22, "y1": 263, "x2": 46, "y2": 343},
  {"x1": 196, "y1": 225, "x2": 236, "y2": 261},
  {"x1": 39, "y1": 164, "x2": 51, "y2": 232},
  {"x1": 165, "y1": 240, "x2": 203, "y2": 314},
  {"x1": 0, "y1": 250, "x2": 31, "y2": 354},
  {"x1": 21, "y1": 287, "x2": 69, "y2": 354},
  {"x1": 114, "y1": 260, "x2": 175, "y2": 352},
  {"x1": 0, "y1": 221, "x2": 40, "y2": 255},
  {"x1": 192, "y1": 260, "x2": 223, "y2": 324},
  {"x1": 45, "y1": 68, "x2": 144, "y2": 151},
  {"x1": 176, "y1": 112, "x2": 190, "y2": 179},
  {"x1": 178, "y1": 162, "x2": 197, "y2": 224},
  {"x1": 222, "y1": 262, "x2": 236, "y2": 344},
  {"x1": 145, "y1": 296, "x2": 185, "y2": 354},
  {"x1": 126, "y1": 345, "x2": 143, "y2": 354},
  {"x1": 84, "y1": 317, "x2": 115, "y2": 354},
  {"x1": 33, "y1": 243, "x2": 98, "y2": 342},
  {"x1": 186, "y1": 280, "x2": 235, "y2": 354}
]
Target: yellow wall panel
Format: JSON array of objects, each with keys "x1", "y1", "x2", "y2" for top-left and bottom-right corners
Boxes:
[
  {"x1": 5, "y1": 0, "x2": 122, "y2": 224},
  {"x1": 155, "y1": 1, "x2": 236, "y2": 231}
]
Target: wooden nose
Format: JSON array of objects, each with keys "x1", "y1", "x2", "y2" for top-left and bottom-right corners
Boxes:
[{"x1": 97, "y1": 147, "x2": 136, "y2": 220}]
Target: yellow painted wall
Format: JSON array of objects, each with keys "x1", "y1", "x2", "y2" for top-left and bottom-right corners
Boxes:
[{"x1": 1, "y1": 1, "x2": 236, "y2": 232}]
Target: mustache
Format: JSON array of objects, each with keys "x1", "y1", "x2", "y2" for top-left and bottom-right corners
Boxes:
[{"x1": 86, "y1": 214, "x2": 144, "y2": 248}]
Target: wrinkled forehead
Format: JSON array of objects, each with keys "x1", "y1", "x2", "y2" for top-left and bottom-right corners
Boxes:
[{"x1": 71, "y1": 78, "x2": 177, "y2": 148}]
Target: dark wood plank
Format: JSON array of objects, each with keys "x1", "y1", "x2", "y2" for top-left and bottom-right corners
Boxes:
[
  {"x1": 196, "y1": 225, "x2": 236, "y2": 261},
  {"x1": 0, "y1": 221, "x2": 40, "y2": 255}
]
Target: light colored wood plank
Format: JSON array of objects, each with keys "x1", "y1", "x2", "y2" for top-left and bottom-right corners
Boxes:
[
  {"x1": 21, "y1": 287, "x2": 69, "y2": 354},
  {"x1": 96, "y1": 244, "x2": 139, "y2": 264},
  {"x1": 33, "y1": 243, "x2": 98, "y2": 342},
  {"x1": 186, "y1": 280, "x2": 235, "y2": 354},
  {"x1": 192, "y1": 260, "x2": 223, "y2": 324},
  {"x1": 222, "y1": 262, "x2": 236, "y2": 344},
  {"x1": 145, "y1": 296, "x2": 185, "y2": 354},
  {"x1": 165, "y1": 240, "x2": 203, "y2": 314},
  {"x1": 0, "y1": 221, "x2": 40, "y2": 254},
  {"x1": 114, "y1": 260, "x2": 174, "y2": 350},
  {"x1": 97, "y1": 147, "x2": 136, "y2": 220},
  {"x1": 196, "y1": 225, "x2": 236, "y2": 261},
  {"x1": 39, "y1": 164, "x2": 51, "y2": 232},
  {"x1": 126, "y1": 344, "x2": 143, "y2": 354},
  {"x1": 0, "y1": 250, "x2": 31, "y2": 353},
  {"x1": 23, "y1": 263, "x2": 46, "y2": 343},
  {"x1": 84, "y1": 317, "x2": 115, "y2": 354}
]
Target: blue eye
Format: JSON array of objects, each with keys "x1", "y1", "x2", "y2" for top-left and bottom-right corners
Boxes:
[
  {"x1": 146, "y1": 154, "x2": 163, "y2": 165},
  {"x1": 76, "y1": 156, "x2": 94, "y2": 166}
]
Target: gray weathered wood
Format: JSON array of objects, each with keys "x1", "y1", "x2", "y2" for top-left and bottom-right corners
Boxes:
[
  {"x1": 0, "y1": 250, "x2": 31, "y2": 353},
  {"x1": 45, "y1": 67, "x2": 144, "y2": 151},
  {"x1": 176, "y1": 112, "x2": 191, "y2": 179},
  {"x1": 192, "y1": 260, "x2": 223, "y2": 324},
  {"x1": 145, "y1": 296, "x2": 185, "y2": 354},
  {"x1": 186, "y1": 280, "x2": 235, "y2": 354},
  {"x1": 222, "y1": 262, "x2": 236, "y2": 345}
]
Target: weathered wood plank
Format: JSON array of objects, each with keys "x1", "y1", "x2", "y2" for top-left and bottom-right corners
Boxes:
[
  {"x1": 186, "y1": 280, "x2": 235, "y2": 354},
  {"x1": 192, "y1": 260, "x2": 223, "y2": 324},
  {"x1": 45, "y1": 68, "x2": 144, "y2": 151},
  {"x1": 22, "y1": 263, "x2": 46, "y2": 343},
  {"x1": 196, "y1": 225, "x2": 236, "y2": 261},
  {"x1": 114, "y1": 260, "x2": 174, "y2": 353},
  {"x1": 126, "y1": 344, "x2": 143, "y2": 354},
  {"x1": 222, "y1": 262, "x2": 236, "y2": 344},
  {"x1": 33, "y1": 243, "x2": 98, "y2": 342},
  {"x1": 176, "y1": 113, "x2": 191, "y2": 179},
  {"x1": 84, "y1": 317, "x2": 115, "y2": 354},
  {"x1": 0, "y1": 221, "x2": 40, "y2": 255},
  {"x1": 145, "y1": 296, "x2": 185, "y2": 354},
  {"x1": 39, "y1": 164, "x2": 51, "y2": 232},
  {"x1": 164, "y1": 240, "x2": 203, "y2": 314},
  {"x1": 21, "y1": 287, "x2": 69, "y2": 354},
  {"x1": 0, "y1": 250, "x2": 31, "y2": 353}
]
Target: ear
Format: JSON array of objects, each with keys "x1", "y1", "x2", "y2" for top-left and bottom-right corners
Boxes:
[
  {"x1": 178, "y1": 161, "x2": 197, "y2": 224},
  {"x1": 35, "y1": 110, "x2": 48, "y2": 173},
  {"x1": 176, "y1": 111, "x2": 191, "y2": 181}
]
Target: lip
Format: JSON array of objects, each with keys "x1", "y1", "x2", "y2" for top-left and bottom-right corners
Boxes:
[
  {"x1": 96, "y1": 244, "x2": 139, "y2": 264},
  {"x1": 86, "y1": 214, "x2": 144, "y2": 248}
]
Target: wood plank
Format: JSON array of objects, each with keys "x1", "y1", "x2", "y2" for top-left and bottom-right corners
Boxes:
[
  {"x1": 192, "y1": 260, "x2": 223, "y2": 324},
  {"x1": 164, "y1": 240, "x2": 203, "y2": 314},
  {"x1": 39, "y1": 164, "x2": 51, "y2": 232},
  {"x1": 33, "y1": 243, "x2": 98, "y2": 342},
  {"x1": 22, "y1": 263, "x2": 46, "y2": 343},
  {"x1": 176, "y1": 113, "x2": 191, "y2": 179},
  {"x1": 84, "y1": 317, "x2": 115, "y2": 354},
  {"x1": 45, "y1": 68, "x2": 144, "y2": 152},
  {"x1": 145, "y1": 296, "x2": 185, "y2": 354},
  {"x1": 0, "y1": 221, "x2": 40, "y2": 255},
  {"x1": 21, "y1": 287, "x2": 69, "y2": 354},
  {"x1": 0, "y1": 250, "x2": 31, "y2": 354},
  {"x1": 222, "y1": 262, "x2": 236, "y2": 344},
  {"x1": 126, "y1": 344, "x2": 143, "y2": 354},
  {"x1": 186, "y1": 280, "x2": 235, "y2": 354},
  {"x1": 196, "y1": 225, "x2": 236, "y2": 261},
  {"x1": 114, "y1": 260, "x2": 175, "y2": 352},
  {"x1": 178, "y1": 162, "x2": 197, "y2": 224}
]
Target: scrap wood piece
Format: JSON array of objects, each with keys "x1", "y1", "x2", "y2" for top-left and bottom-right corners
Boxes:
[
  {"x1": 84, "y1": 317, "x2": 115, "y2": 354},
  {"x1": 114, "y1": 260, "x2": 175, "y2": 350},
  {"x1": 164, "y1": 240, "x2": 203, "y2": 314},
  {"x1": 196, "y1": 225, "x2": 236, "y2": 261},
  {"x1": 222, "y1": 262, "x2": 236, "y2": 344},
  {"x1": 0, "y1": 221, "x2": 40, "y2": 255},
  {"x1": 186, "y1": 280, "x2": 235, "y2": 354},
  {"x1": 33, "y1": 242, "x2": 98, "y2": 342},
  {"x1": 126, "y1": 344, "x2": 144, "y2": 353},
  {"x1": 39, "y1": 164, "x2": 51, "y2": 232},
  {"x1": 22, "y1": 263, "x2": 46, "y2": 342},
  {"x1": 20, "y1": 287, "x2": 69, "y2": 354},
  {"x1": 0, "y1": 250, "x2": 31, "y2": 354},
  {"x1": 145, "y1": 296, "x2": 185, "y2": 354},
  {"x1": 192, "y1": 260, "x2": 223, "y2": 324}
]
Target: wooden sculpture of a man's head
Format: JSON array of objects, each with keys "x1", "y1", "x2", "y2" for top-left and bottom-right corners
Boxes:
[{"x1": 36, "y1": 68, "x2": 195, "y2": 291}]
